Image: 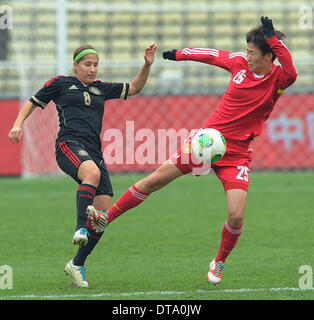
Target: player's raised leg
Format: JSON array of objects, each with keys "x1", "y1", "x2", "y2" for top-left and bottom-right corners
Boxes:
[
  {"x1": 86, "y1": 159, "x2": 184, "y2": 232},
  {"x1": 207, "y1": 189, "x2": 247, "y2": 285}
]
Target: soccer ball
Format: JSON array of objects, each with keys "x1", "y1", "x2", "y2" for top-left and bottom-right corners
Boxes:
[{"x1": 191, "y1": 128, "x2": 226, "y2": 164}]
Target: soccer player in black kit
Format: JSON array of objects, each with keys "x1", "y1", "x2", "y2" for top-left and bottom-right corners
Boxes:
[{"x1": 8, "y1": 43, "x2": 157, "y2": 287}]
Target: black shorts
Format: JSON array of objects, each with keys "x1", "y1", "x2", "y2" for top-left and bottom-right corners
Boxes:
[{"x1": 56, "y1": 141, "x2": 113, "y2": 197}]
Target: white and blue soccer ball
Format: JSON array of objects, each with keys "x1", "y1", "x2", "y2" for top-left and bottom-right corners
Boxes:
[{"x1": 191, "y1": 128, "x2": 226, "y2": 164}]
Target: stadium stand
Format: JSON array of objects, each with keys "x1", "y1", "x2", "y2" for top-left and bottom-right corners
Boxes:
[{"x1": 0, "y1": 0, "x2": 313, "y2": 98}]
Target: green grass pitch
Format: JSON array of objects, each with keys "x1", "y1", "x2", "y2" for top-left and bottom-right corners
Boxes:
[{"x1": 0, "y1": 171, "x2": 313, "y2": 300}]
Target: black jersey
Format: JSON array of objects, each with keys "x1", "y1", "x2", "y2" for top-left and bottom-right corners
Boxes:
[{"x1": 30, "y1": 75, "x2": 129, "y2": 152}]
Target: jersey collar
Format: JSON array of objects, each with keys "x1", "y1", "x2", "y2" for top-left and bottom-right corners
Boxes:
[
  {"x1": 248, "y1": 63, "x2": 276, "y2": 80},
  {"x1": 74, "y1": 76, "x2": 91, "y2": 87}
]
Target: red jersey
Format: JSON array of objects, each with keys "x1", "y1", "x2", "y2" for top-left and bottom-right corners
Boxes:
[{"x1": 175, "y1": 36, "x2": 297, "y2": 140}]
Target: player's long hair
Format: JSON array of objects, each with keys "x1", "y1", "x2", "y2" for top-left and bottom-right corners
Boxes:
[{"x1": 246, "y1": 25, "x2": 285, "y2": 61}]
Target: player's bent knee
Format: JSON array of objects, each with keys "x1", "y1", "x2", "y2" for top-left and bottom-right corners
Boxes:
[
  {"x1": 227, "y1": 206, "x2": 244, "y2": 227},
  {"x1": 81, "y1": 167, "x2": 101, "y2": 186},
  {"x1": 227, "y1": 214, "x2": 243, "y2": 228},
  {"x1": 87, "y1": 169, "x2": 101, "y2": 186},
  {"x1": 78, "y1": 161, "x2": 101, "y2": 186}
]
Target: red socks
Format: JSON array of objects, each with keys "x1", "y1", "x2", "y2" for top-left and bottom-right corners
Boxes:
[
  {"x1": 105, "y1": 185, "x2": 242, "y2": 266},
  {"x1": 215, "y1": 221, "x2": 243, "y2": 263},
  {"x1": 107, "y1": 184, "x2": 150, "y2": 224}
]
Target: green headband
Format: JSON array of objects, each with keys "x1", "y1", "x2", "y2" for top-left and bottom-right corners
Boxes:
[{"x1": 74, "y1": 49, "x2": 99, "y2": 62}]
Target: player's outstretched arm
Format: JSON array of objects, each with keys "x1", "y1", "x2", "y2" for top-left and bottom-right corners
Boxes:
[
  {"x1": 162, "y1": 47, "x2": 234, "y2": 72},
  {"x1": 261, "y1": 16, "x2": 275, "y2": 39},
  {"x1": 8, "y1": 100, "x2": 36, "y2": 144},
  {"x1": 162, "y1": 49, "x2": 177, "y2": 60},
  {"x1": 261, "y1": 16, "x2": 297, "y2": 87},
  {"x1": 128, "y1": 43, "x2": 157, "y2": 96}
]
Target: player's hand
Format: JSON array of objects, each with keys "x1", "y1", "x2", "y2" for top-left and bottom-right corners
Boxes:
[
  {"x1": 144, "y1": 43, "x2": 157, "y2": 66},
  {"x1": 8, "y1": 126, "x2": 23, "y2": 144},
  {"x1": 261, "y1": 16, "x2": 275, "y2": 39},
  {"x1": 162, "y1": 49, "x2": 177, "y2": 61}
]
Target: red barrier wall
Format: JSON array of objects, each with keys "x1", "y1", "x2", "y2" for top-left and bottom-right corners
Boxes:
[
  {"x1": 103, "y1": 94, "x2": 314, "y2": 171},
  {"x1": 1, "y1": 94, "x2": 313, "y2": 176},
  {"x1": 0, "y1": 100, "x2": 22, "y2": 175}
]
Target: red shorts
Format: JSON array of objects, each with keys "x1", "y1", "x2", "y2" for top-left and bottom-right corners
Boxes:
[{"x1": 169, "y1": 129, "x2": 253, "y2": 192}]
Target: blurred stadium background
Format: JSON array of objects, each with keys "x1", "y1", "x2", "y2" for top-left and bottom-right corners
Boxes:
[
  {"x1": 1, "y1": 0, "x2": 314, "y2": 301},
  {"x1": 0, "y1": 0, "x2": 313, "y2": 176}
]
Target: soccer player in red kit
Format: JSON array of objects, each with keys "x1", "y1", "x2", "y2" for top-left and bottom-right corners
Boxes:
[{"x1": 86, "y1": 17, "x2": 297, "y2": 284}]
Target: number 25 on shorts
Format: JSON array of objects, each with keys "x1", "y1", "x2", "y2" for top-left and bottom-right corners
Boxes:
[{"x1": 236, "y1": 166, "x2": 249, "y2": 182}]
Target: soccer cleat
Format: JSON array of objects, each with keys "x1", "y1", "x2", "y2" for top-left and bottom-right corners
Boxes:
[
  {"x1": 64, "y1": 260, "x2": 88, "y2": 288},
  {"x1": 72, "y1": 227, "x2": 89, "y2": 247},
  {"x1": 86, "y1": 205, "x2": 109, "y2": 233},
  {"x1": 206, "y1": 259, "x2": 225, "y2": 285}
]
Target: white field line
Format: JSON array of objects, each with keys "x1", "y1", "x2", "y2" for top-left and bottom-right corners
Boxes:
[{"x1": 1, "y1": 287, "x2": 313, "y2": 299}]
